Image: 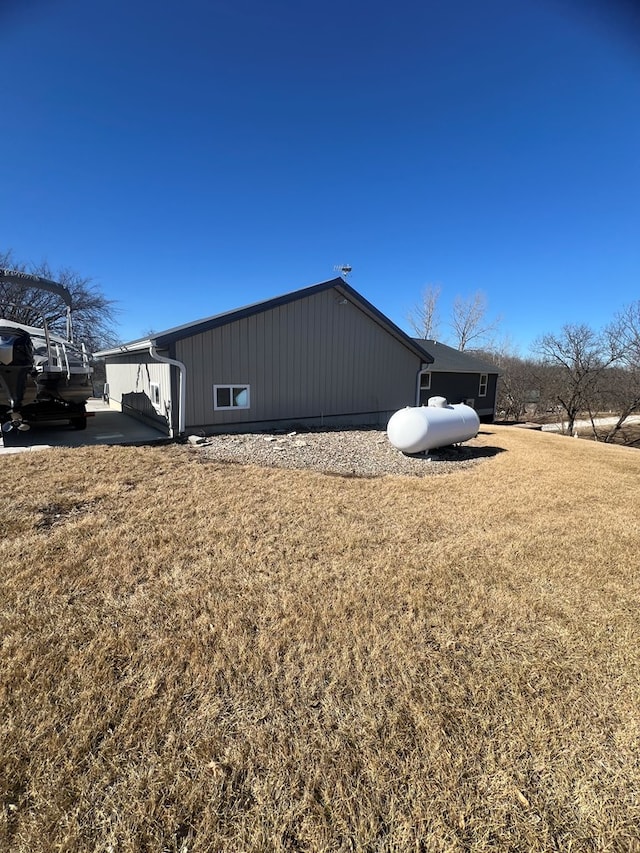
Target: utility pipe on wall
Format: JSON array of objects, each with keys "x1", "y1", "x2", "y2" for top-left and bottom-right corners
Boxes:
[
  {"x1": 415, "y1": 364, "x2": 430, "y2": 407},
  {"x1": 149, "y1": 345, "x2": 187, "y2": 438}
]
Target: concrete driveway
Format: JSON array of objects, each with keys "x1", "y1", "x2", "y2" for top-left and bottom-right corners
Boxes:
[{"x1": 0, "y1": 399, "x2": 169, "y2": 455}]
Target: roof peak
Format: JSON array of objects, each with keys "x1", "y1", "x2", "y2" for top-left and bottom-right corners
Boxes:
[{"x1": 96, "y1": 277, "x2": 432, "y2": 363}]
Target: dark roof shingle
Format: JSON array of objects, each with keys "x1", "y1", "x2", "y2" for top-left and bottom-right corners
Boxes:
[{"x1": 413, "y1": 339, "x2": 498, "y2": 373}]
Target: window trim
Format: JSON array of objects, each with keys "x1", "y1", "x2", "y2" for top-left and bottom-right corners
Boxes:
[
  {"x1": 213, "y1": 384, "x2": 251, "y2": 411},
  {"x1": 478, "y1": 373, "x2": 488, "y2": 397},
  {"x1": 419, "y1": 371, "x2": 431, "y2": 391}
]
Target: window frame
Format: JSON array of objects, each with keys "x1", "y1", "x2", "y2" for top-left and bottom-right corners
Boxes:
[
  {"x1": 150, "y1": 382, "x2": 161, "y2": 411},
  {"x1": 478, "y1": 373, "x2": 488, "y2": 397},
  {"x1": 213, "y1": 384, "x2": 251, "y2": 411},
  {"x1": 417, "y1": 370, "x2": 432, "y2": 405}
]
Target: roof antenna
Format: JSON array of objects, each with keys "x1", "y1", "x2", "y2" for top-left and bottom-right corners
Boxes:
[{"x1": 334, "y1": 264, "x2": 352, "y2": 279}]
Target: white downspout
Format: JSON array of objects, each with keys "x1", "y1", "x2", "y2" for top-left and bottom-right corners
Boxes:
[
  {"x1": 416, "y1": 364, "x2": 430, "y2": 406},
  {"x1": 149, "y1": 345, "x2": 187, "y2": 438}
]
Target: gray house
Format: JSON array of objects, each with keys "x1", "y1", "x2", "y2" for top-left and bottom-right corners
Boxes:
[
  {"x1": 413, "y1": 339, "x2": 499, "y2": 422},
  {"x1": 96, "y1": 278, "x2": 436, "y2": 437}
]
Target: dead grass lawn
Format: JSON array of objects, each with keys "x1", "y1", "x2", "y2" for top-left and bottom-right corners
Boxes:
[{"x1": 1, "y1": 427, "x2": 639, "y2": 852}]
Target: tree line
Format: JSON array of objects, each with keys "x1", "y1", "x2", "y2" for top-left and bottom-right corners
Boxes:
[
  {"x1": 483, "y1": 309, "x2": 640, "y2": 442},
  {"x1": 409, "y1": 284, "x2": 640, "y2": 443}
]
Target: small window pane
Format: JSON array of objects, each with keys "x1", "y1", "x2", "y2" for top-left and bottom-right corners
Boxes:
[
  {"x1": 216, "y1": 387, "x2": 231, "y2": 408},
  {"x1": 233, "y1": 387, "x2": 249, "y2": 407}
]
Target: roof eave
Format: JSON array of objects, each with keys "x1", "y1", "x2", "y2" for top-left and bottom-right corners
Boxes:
[{"x1": 94, "y1": 338, "x2": 154, "y2": 358}]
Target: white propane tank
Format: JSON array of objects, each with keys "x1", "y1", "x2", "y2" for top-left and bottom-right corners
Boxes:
[{"x1": 387, "y1": 398, "x2": 480, "y2": 454}]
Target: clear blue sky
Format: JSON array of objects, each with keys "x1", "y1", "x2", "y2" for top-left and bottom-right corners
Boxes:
[{"x1": 2, "y1": 0, "x2": 639, "y2": 352}]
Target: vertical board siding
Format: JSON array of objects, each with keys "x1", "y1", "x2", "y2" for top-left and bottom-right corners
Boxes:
[
  {"x1": 176, "y1": 287, "x2": 419, "y2": 429},
  {"x1": 427, "y1": 371, "x2": 497, "y2": 415},
  {"x1": 105, "y1": 354, "x2": 171, "y2": 430}
]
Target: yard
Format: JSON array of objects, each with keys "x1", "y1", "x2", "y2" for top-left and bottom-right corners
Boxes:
[{"x1": 1, "y1": 426, "x2": 639, "y2": 851}]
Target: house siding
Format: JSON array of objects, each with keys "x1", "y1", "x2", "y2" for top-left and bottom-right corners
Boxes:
[
  {"x1": 176, "y1": 286, "x2": 419, "y2": 430},
  {"x1": 104, "y1": 353, "x2": 172, "y2": 432},
  {"x1": 422, "y1": 371, "x2": 497, "y2": 419}
]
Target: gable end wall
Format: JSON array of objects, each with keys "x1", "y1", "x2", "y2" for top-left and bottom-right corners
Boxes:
[{"x1": 176, "y1": 287, "x2": 420, "y2": 429}]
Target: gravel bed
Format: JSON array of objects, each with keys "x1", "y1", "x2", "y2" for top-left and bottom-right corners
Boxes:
[{"x1": 193, "y1": 428, "x2": 488, "y2": 477}]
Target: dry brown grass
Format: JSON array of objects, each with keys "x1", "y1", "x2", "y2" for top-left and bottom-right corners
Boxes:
[{"x1": 1, "y1": 427, "x2": 639, "y2": 852}]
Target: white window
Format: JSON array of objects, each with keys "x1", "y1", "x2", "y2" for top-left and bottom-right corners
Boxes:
[
  {"x1": 479, "y1": 374, "x2": 488, "y2": 397},
  {"x1": 214, "y1": 384, "x2": 250, "y2": 410},
  {"x1": 150, "y1": 382, "x2": 161, "y2": 409},
  {"x1": 418, "y1": 371, "x2": 432, "y2": 405}
]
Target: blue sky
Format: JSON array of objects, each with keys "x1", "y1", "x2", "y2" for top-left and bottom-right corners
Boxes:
[{"x1": 1, "y1": 0, "x2": 639, "y2": 352}]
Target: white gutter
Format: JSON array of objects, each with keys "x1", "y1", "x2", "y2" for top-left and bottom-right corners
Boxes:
[
  {"x1": 415, "y1": 364, "x2": 430, "y2": 406},
  {"x1": 149, "y1": 345, "x2": 187, "y2": 438},
  {"x1": 94, "y1": 338, "x2": 154, "y2": 358}
]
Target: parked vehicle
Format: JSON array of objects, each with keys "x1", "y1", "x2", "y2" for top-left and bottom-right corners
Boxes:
[{"x1": 0, "y1": 269, "x2": 93, "y2": 432}]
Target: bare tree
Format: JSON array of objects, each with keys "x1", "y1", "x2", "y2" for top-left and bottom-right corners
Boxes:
[
  {"x1": 492, "y1": 354, "x2": 536, "y2": 421},
  {"x1": 0, "y1": 250, "x2": 118, "y2": 352},
  {"x1": 450, "y1": 291, "x2": 500, "y2": 351},
  {"x1": 475, "y1": 337, "x2": 543, "y2": 422},
  {"x1": 601, "y1": 301, "x2": 640, "y2": 442},
  {"x1": 407, "y1": 284, "x2": 441, "y2": 340},
  {"x1": 533, "y1": 323, "x2": 619, "y2": 436}
]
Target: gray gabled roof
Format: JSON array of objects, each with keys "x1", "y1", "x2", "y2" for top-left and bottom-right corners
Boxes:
[
  {"x1": 96, "y1": 278, "x2": 434, "y2": 363},
  {"x1": 413, "y1": 339, "x2": 499, "y2": 374}
]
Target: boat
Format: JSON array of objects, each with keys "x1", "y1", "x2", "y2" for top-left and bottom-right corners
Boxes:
[{"x1": 0, "y1": 268, "x2": 93, "y2": 432}]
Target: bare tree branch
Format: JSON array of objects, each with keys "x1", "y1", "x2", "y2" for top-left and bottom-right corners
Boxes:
[
  {"x1": 407, "y1": 284, "x2": 441, "y2": 340},
  {"x1": 450, "y1": 291, "x2": 500, "y2": 351},
  {"x1": 532, "y1": 323, "x2": 620, "y2": 436},
  {"x1": 602, "y1": 301, "x2": 640, "y2": 441},
  {"x1": 0, "y1": 251, "x2": 119, "y2": 352}
]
